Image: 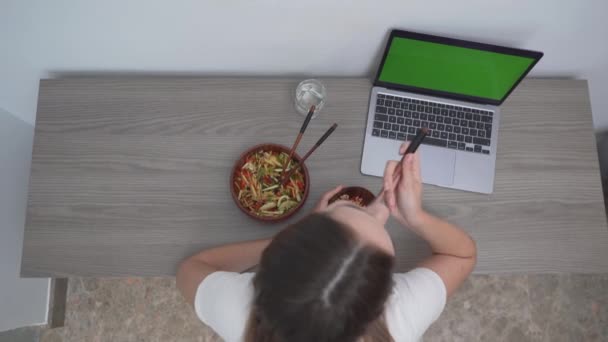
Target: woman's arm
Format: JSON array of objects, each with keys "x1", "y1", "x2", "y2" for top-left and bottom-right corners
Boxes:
[
  {"x1": 406, "y1": 212, "x2": 476, "y2": 298},
  {"x1": 383, "y1": 142, "x2": 477, "y2": 298},
  {"x1": 176, "y1": 238, "x2": 271, "y2": 305},
  {"x1": 408, "y1": 212, "x2": 476, "y2": 259}
]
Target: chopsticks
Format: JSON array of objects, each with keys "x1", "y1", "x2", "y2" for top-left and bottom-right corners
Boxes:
[
  {"x1": 378, "y1": 127, "x2": 429, "y2": 196},
  {"x1": 281, "y1": 123, "x2": 338, "y2": 185},
  {"x1": 392, "y1": 127, "x2": 428, "y2": 183},
  {"x1": 292, "y1": 105, "x2": 316, "y2": 156},
  {"x1": 282, "y1": 105, "x2": 316, "y2": 178}
]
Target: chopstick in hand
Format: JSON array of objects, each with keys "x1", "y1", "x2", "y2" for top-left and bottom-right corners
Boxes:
[
  {"x1": 392, "y1": 127, "x2": 428, "y2": 184},
  {"x1": 378, "y1": 127, "x2": 428, "y2": 196},
  {"x1": 281, "y1": 123, "x2": 338, "y2": 186}
]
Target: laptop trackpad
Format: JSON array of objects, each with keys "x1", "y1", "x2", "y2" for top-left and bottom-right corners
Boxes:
[{"x1": 419, "y1": 146, "x2": 456, "y2": 186}]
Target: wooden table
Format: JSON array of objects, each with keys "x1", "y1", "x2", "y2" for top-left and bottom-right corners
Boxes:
[{"x1": 22, "y1": 78, "x2": 608, "y2": 277}]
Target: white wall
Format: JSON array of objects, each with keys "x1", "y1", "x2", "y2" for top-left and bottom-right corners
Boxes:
[
  {"x1": 2, "y1": 0, "x2": 608, "y2": 129},
  {"x1": 0, "y1": 108, "x2": 49, "y2": 331},
  {"x1": 1, "y1": 0, "x2": 607, "y2": 330}
]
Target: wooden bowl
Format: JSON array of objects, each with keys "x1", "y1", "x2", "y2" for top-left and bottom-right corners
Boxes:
[
  {"x1": 230, "y1": 143, "x2": 310, "y2": 223},
  {"x1": 328, "y1": 186, "x2": 376, "y2": 207}
]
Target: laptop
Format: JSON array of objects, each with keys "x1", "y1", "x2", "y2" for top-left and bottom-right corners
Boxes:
[{"x1": 361, "y1": 30, "x2": 543, "y2": 194}]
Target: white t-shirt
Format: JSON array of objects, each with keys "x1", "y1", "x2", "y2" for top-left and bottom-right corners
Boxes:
[{"x1": 194, "y1": 268, "x2": 446, "y2": 342}]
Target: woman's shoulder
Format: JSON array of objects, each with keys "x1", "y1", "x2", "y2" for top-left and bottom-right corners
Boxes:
[
  {"x1": 195, "y1": 271, "x2": 255, "y2": 309},
  {"x1": 386, "y1": 268, "x2": 447, "y2": 340},
  {"x1": 195, "y1": 272, "x2": 255, "y2": 342},
  {"x1": 391, "y1": 268, "x2": 446, "y2": 291},
  {"x1": 200, "y1": 271, "x2": 255, "y2": 287}
]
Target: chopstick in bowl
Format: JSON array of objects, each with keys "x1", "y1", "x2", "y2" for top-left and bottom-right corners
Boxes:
[
  {"x1": 281, "y1": 123, "x2": 338, "y2": 186},
  {"x1": 282, "y1": 105, "x2": 316, "y2": 179}
]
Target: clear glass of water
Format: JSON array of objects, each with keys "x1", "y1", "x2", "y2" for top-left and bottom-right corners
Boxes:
[{"x1": 295, "y1": 79, "x2": 326, "y2": 118}]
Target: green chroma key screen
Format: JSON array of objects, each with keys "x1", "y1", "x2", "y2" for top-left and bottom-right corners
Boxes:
[{"x1": 378, "y1": 37, "x2": 536, "y2": 101}]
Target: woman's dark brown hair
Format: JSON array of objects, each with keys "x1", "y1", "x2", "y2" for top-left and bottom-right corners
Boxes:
[{"x1": 245, "y1": 214, "x2": 395, "y2": 342}]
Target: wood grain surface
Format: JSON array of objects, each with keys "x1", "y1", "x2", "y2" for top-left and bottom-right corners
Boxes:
[{"x1": 22, "y1": 77, "x2": 608, "y2": 277}]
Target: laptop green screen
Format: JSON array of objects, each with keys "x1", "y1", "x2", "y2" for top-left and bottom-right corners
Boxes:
[{"x1": 378, "y1": 37, "x2": 536, "y2": 101}]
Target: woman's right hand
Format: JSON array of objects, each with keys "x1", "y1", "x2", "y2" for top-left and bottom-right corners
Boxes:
[{"x1": 382, "y1": 142, "x2": 426, "y2": 229}]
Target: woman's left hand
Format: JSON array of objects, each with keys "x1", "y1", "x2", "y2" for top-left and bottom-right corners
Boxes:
[{"x1": 313, "y1": 185, "x2": 344, "y2": 212}]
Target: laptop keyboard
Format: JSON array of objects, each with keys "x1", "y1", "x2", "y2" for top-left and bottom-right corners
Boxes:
[{"x1": 372, "y1": 93, "x2": 494, "y2": 154}]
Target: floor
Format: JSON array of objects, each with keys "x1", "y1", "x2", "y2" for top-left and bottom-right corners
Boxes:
[
  {"x1": 33, "y1": 273, "x2": 607, "y2": 342},
  {"x1": 0, "y1": 326, "x2": 42, "y2": 342}
]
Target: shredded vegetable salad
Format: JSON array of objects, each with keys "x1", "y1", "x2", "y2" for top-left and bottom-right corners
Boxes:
[{"x1": 235, "y1": 150, "x2": 305, "y2": 217}]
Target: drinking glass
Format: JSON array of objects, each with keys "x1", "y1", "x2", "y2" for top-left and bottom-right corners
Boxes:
[{"x1": 294, "y1": 79, "x2": 326, "y2": 118}]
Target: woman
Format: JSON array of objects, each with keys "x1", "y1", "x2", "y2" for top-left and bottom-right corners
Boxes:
[{"x1": 177, "y1": 143, "x2": 477, "y2": 341}]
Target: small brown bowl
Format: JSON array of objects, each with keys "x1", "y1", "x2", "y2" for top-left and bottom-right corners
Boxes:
[
  {"x1": 230, "y1": 143, "x2": 310, "y2": 223},
  {"x1": 329, "y1": 186, "x2": 376, "y2": 207}
]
